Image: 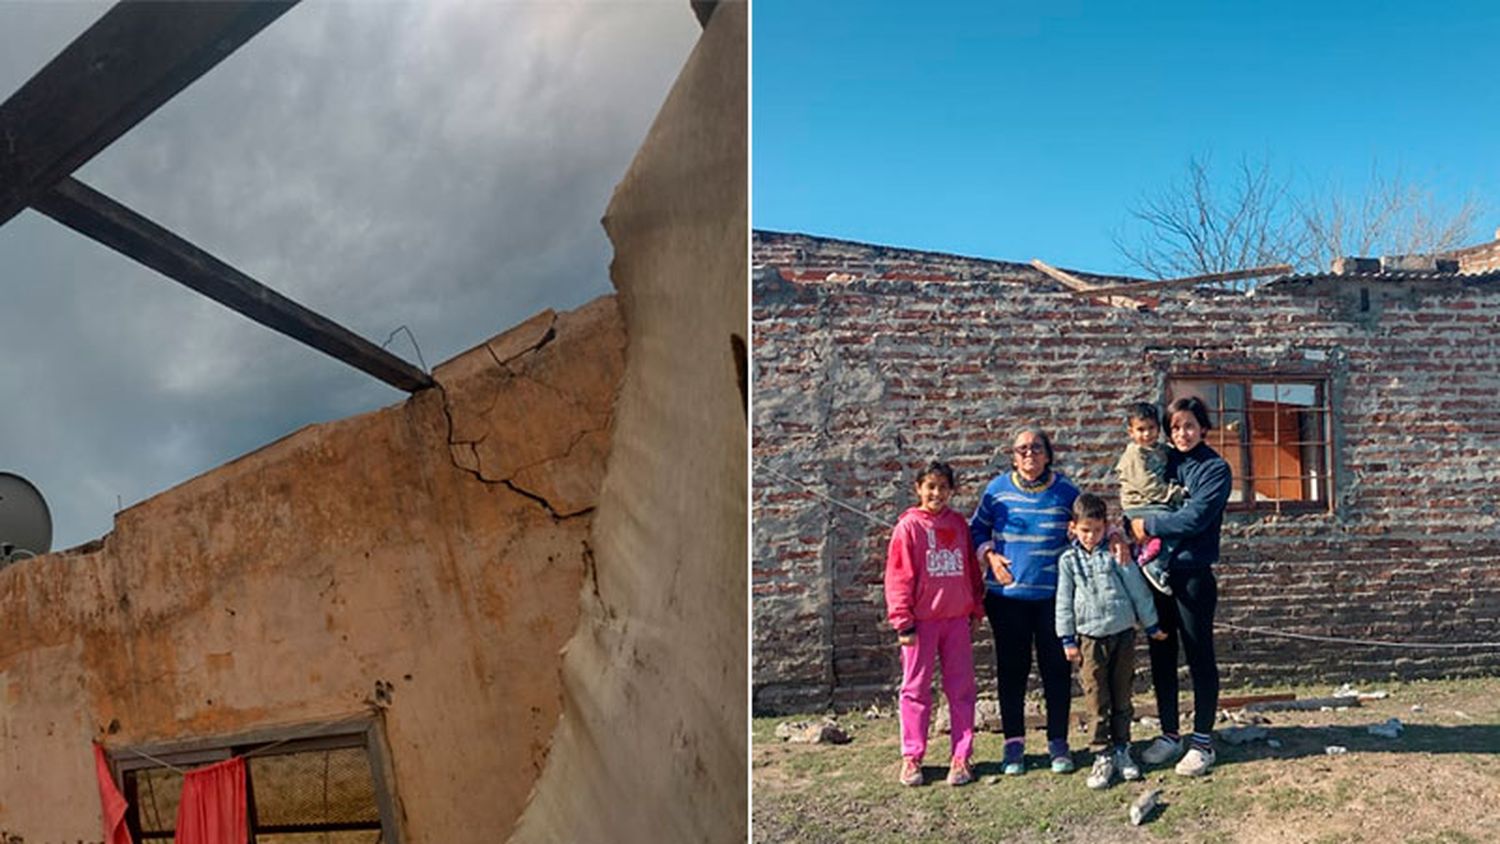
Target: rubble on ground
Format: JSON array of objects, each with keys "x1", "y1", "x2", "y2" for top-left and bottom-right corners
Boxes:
[{"x1": 776, "y1": 718, "x2": 850, "y2": 744}]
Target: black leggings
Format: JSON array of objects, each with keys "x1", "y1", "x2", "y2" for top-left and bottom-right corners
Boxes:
[
  {"x1": 1147, "y1": 567, "x2": 1220, "y2": 736},
  {"x1": 984, "y1": 592, "x2": 1072, "y2": 742}
]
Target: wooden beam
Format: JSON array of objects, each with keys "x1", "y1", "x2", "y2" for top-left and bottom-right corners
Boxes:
[
  {"x1": 1030, "y1": 258, "x2": 1147, "y2": 309},
  {"x1": 34, "y1": 178, "x2": 434, "y2": 393},
  {"x1": 1067, "y1": 264, "x2": 1295, "y2": 297},
  {"x1": 0, "y1": 1, "x2": 299, "y2": 227}
]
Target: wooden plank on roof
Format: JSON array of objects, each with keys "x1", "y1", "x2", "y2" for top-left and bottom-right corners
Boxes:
[
  {"x1": 0, "y1": 1, "x2": 298, "y2": 227},
  {"x1": 1030, "y1": 258, "x2": 1146, "y2": 309},
  {"x1": 1071, "y1": 264, "x2": 1294, "y2": 296},
  {"x1": 34, "y1": 177, "x2": 434, "y2": 393}
]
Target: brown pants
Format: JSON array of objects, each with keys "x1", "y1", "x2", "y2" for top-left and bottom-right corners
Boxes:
[{"x1": 1080, "y1": 629, "x2": 1136, "y2": 750}]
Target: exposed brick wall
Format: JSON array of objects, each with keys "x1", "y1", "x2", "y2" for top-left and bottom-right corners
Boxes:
[{"x1": 752, "y1": 230, "x2": 1500, "y2": 715}]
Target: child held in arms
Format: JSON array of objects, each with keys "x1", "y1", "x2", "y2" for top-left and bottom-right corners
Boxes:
[{"x1": 1114, "y1": 402, "x2": 1186, "y2": 595}]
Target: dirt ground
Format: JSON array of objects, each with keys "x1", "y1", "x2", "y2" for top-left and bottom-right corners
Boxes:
[{"x1": 752, "y1": 677, "x2": 1500, "y2": 843}]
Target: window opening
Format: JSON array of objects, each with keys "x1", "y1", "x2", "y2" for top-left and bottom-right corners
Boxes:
[
  {"x1": 1167, "y1": 376, "x2": 1332, "y2": 512},
  {"x1": 114, "y1": 721, "x2": 396, "y2": 843}
]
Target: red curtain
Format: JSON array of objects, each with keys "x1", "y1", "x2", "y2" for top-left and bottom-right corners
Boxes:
[
  {"x1": 92, "y1": 742, "x2": 134, "y2": 844},
  {"x1": 175, "y1": 757, "x2": 247, "y2": 844}
]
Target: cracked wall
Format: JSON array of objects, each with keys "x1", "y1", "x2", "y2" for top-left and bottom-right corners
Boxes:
[{"x1": 0, "y1": 295, "x2": 624, "y2": 841}]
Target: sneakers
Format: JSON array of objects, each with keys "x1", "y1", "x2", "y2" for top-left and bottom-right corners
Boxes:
[
  {"x1": 946, "y1": 757, "x2": 973, "y2": 787},
  {"x1": 1115, "y1": 745, "x2": 1142, "y2": 781},
  {"x1": 1140, "y1": 735, "x2": 1185, "y2": 765},
  {"x1": 1175, "y1": 745, "x2": 1216, "y2": 777},
  {"x1": 1002, "y1": 740, "x2": 1026, "y2": 776},
  {"x1": 1139, "y1": 557, "x2": 1173, "y2": 595},
  {"x1": 1048, "y1": 738, "x2": 1075, "y2": 774},
  {"x1": 899, "y1": 757, "x2": 923, "y2": 787},
  {"x1": 1086, "y1": 752, "x2": 1116, "y2": 789},
  {"x1": 1136, "y1": 536, "x2": 1163, "y2": 564}
]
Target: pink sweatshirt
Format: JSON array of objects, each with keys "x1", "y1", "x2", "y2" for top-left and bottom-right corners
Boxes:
[{"x1": 884, "y1": 506, "x2": 985, "y2": 632}]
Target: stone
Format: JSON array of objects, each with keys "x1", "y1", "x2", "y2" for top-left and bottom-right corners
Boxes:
[
  {"x1": 776, "y1": 719, "x2": 850, "y2": 745},
  {"x1": 1130, "y1": 789, "x2": 1162, "y2": 825}
]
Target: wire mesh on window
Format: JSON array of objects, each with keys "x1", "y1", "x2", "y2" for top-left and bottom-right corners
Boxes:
[
  {"x1": 250, "y1": 747, "x2": 381, "y2": 827},
  {"x1": 255, "y1": 832, "x2": 383, "y2": 844},
  {"x1": 131, "y1": 766, "x2": 185, "y2": 836}
]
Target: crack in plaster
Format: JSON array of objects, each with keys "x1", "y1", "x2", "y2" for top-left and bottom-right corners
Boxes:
[
  {"x1": 436, "y1": 316, "x2": 594, "y2": 520},
  {"x1": 500, "y1": 423, "x2": 604, "y2": 479},
  {"x1": 488, "y1": 320, "x2": 558, "y2": 369}
]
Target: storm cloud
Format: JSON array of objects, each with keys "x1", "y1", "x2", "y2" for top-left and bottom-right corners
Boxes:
[{"x1": 0, "y1": 1, "x2": 700, "y2": 550}]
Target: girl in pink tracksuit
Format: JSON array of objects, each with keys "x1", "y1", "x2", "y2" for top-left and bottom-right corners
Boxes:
[{"x1": 884, "y1": 461, "x2": 985, "y2": 787}]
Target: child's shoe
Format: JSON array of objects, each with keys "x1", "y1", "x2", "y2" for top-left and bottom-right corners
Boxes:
[
  {"x1": 1140, "y1": 734, "x2": 1184, "y2": 766},
  {"x1": 1175, "y1": 745, "x2": 1216, "y2": 777},
  {"x1": 1136, "y1": 536, "x2": 1163, "y2": 564},
  {"x1": 946, "y1": 756, "x2": 973, "y2": 786},
  {"x1": 1140, "y1": 557, "x2": 1173, "y2": 596},
  {"x1": 1047, "y1": 738, "x2": 1075, "y2": 774},
  {"x1": 1115, "y1": 745, "x2": 1142, "y2": 781},
  {"x1": 1001, "y1": 740, "x2": 1026, "y2": 776},
  {"x1": 1085, "y1": 751, "x2": 1116, "y2": 789},
  {"x1": 899, "y1": 757, "x2": 923, "y2": 787}
]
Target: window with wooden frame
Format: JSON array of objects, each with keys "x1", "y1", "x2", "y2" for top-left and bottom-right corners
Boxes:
[
  {"x1": 1166, "y1": 376, "x2": 1333, "y2": 512},
  {"x1": 110, "y1": 718, "x2": 399, "y2": 843}
]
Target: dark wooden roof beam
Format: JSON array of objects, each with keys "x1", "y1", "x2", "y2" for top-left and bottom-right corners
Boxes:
[
  {"x1": 34, "y1": 177, "x2": 434, "y2": 393},
  {"x1": 0, "y1": 1, "x2": 299, "y2": 226}
]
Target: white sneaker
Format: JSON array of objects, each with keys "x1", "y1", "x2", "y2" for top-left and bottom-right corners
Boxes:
[
  {"x1": 1175, "y1": 745, "x2": 1216, "y2": 777},
  {"x1": 1140, "y1": 735, "x2": 1184, "y2": 765},
  {"x1": 1115, "y1": 746, "x2": 1142, "y2": 781},
  {"x1": 1086, "y1": 753, "x2": 1115, "y2": 790}
]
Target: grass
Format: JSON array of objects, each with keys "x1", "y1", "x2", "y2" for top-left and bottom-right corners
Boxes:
[{"x1": 753, "y1": 677, "x2": 1500, "y2": 843}]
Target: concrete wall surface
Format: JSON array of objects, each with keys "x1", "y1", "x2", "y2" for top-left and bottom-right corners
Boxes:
[
  {"x1": 753, "y1": 230, "x2": 1500, "y2": 714},
  {"x1": 0, "y1": 296, "x2": 624, "y2": 841}
]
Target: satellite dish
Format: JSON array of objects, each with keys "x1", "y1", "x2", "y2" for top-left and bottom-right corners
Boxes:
[{"x1": 0, "y1": 472, "x2": 52, "y2": 562}]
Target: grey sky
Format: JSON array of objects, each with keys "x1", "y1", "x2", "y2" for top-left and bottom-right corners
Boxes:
[{"x1": 0, "y1": 1, "x2": 700, "y2": 551}]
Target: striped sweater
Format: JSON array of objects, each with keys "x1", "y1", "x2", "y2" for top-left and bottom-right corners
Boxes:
[{"x1": 968, "y1": 470, "x2": 1079, "y2": 601}]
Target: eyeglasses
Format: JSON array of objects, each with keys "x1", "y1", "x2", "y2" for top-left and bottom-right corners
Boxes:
[{"x1": 1012, "y1": 444, "x2": 1047, "y2": 455}]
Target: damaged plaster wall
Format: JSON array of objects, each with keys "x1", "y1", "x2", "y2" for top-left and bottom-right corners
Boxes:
[
  {"x1": 507, "y1": 2, "x2": 747, "y2": 842},
  {"x1": 0, "y1": 296, "x2": 624, "y2": 840}
]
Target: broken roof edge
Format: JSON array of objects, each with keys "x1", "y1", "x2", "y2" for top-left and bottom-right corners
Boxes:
[
  {"x1": 752, "y1": 228, "x2": 1148, "y2": 288},
  {"x1": 757, "y1": 230, "x2": 1500, "y2": 298},
  {"x1": 39, "y1": 295, "x2": 619, "y2": 558},
  {"x1": 1262, "y1": 268, "x2": 1500, "y2": 292}
]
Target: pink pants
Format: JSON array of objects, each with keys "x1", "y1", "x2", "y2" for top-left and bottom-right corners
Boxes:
[{"x1": 899, "y1": 615, "x2": 977, "y2": 762}]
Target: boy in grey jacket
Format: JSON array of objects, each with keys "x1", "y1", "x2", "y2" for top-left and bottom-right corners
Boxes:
[{"x1": 1056, "y1": 493, "x2": 1167, "y2": 789}]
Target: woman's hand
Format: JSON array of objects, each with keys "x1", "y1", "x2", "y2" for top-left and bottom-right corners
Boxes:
[
  {"x1": 899, "y1": 631, "x2": 916, "y2": 647},
  {"x1": 1128, "y1": 518, "x2": 1149, "y2": 543},
  {"x1": 1063, "y1": 645, "x2": 1080, "y2": 664},
  {"x1": 1109, "y1": 532, "x2": 1130, "y2": 566},
  {"x1": 986, "y1": 549, "x2": 1014, "y2": 585}
]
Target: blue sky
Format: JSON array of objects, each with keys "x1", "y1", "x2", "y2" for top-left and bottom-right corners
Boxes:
[{"x1": 753, "y1": 1, "x2": 1500, "y2": 276}]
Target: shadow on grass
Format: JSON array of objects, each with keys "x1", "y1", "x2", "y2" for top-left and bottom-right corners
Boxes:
[{"x1": 1212, "y1": 721, "x2": 1500, "y2": 769}]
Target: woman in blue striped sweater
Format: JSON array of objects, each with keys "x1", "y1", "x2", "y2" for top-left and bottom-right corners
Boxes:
[{"x1": 970, "y1": 425, "x2": 1112, "y2": 776}]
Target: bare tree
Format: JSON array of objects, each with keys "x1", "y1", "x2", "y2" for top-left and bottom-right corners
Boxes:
[
  {"x1": 1115, "y1": 154, "x2": 1483, "y2": 278},
  {"x1": 1294, "y1": 166, "x2": 1484, "y2": 272}
]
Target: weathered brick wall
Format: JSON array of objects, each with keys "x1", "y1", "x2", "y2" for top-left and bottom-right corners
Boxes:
[{"x1": 752, "y1": 229, "x2": 1500, "y2": 715}]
